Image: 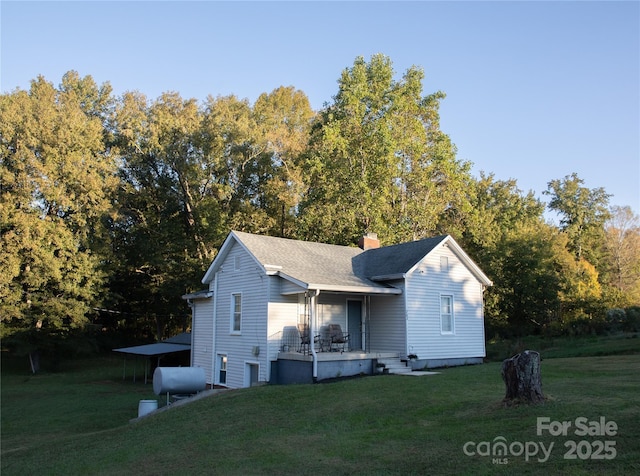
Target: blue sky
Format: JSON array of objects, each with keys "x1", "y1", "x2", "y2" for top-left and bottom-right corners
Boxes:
[{"x1": 2, "y1": 1, "x2": 639, "y2": 214}]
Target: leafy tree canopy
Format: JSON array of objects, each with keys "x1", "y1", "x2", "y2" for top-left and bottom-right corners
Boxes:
[
  {"x1": 1, "y1": 59, "x2": 637, "y2": 354},
  {"x1": 1, "y1": 72, "x2": 117, "y2": 342},
  {"x1": 297, "y1": 54, "x2": 473, "y2": 246}
]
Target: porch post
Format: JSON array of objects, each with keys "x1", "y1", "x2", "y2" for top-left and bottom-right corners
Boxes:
[
  {"x1": 364, "y1": 295, "x2": 370, "y2": 353},
  {"x1": 309, "y1": 289, "x2": 320, "y2": 381}
]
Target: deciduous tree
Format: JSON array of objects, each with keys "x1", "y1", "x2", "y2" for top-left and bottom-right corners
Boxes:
[
  {"x1": 297, "y1": 54, "x2": 471, "y2": 245},
  {"x1": 252, "y1": 86, "x2": 314, "y2": 237},
  {"x1": 0, "y1": 72, "x2": 117, "y2": 359},
  {"x1": 603, "y1": 205, "x2": 640, "y2": 306},
  {"x1": 112, "y1": 91, "x2": 215, "y2": 338},
  {"x1": 460, "y1": 173, "x2": 547, "y2": 336},
  {"x1": 545, "y1": 173, "x2": 610, "y2": 264}
]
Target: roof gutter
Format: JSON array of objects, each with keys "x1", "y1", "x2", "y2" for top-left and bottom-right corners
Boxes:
[{"x1": 276, "y1": 272, "x2": 402, "y2": 295}]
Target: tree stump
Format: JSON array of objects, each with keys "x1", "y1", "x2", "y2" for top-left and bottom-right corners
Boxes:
[{"x1": 501, "y1": 350, "x2": 544, "y2": 405}]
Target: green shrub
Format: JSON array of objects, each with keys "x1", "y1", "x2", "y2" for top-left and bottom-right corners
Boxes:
[
  {"x1": 606, "y1": 308, "x2": 626, "y2": 333},
  {"x1": 624, "y1": 306, "x2": 640, "y2": 332}
]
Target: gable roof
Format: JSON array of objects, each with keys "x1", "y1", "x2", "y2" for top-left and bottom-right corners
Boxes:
[
  {"x1": 355, "y1": 235, "x2": 448, "y2": 279},
  {"x1": 358, "y1": 235, "x2": 493, "y2": 286},
  {"x1": 203, "y1": 231, "x2": 400, "y2": 294},
  {"x1": 202, "y1": 231, "x2": 491, "y2": 293}
]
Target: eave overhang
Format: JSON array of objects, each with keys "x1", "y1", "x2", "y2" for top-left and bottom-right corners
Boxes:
[
  {"x1": 276, "y1": 272, "x2": 402, "y2": 295},
  {"x1": 370, "y1": 273, "x2": 406, "y2": 282},
  {"x1": 181, "y1": 290, "x2": 213, "y2": 300}
]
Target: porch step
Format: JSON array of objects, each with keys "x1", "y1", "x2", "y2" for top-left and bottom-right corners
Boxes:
[{"x1": 377, "y1": 357, "x2": 413, "y2": 375}]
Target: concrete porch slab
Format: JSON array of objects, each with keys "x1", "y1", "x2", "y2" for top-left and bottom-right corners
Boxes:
[
  {"x1": 277, "y1": 351, "x2": 399, "y2": 362},
  {"x1": 400, "y1": 371, "x2": 441, "y2": 376}
]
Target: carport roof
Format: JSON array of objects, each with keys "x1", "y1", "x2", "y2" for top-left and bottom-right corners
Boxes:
[
  {"x1": 112, "y1": 333, "x2": 191, "y2": 357},
  {"x1": 112, "y1": 342, "x2": 190, "y2": 357}
]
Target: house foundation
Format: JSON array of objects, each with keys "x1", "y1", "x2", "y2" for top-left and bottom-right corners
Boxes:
[{"x1": 271, "y1": 351, "x2": 399, "y2": 384}]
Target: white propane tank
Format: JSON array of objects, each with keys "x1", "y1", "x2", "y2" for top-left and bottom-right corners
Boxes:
[{"x1": 152, "y1": 367, "x2": 206, "y2": 395}]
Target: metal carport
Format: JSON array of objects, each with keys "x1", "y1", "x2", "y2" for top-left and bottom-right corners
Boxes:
[{"x1": 113, "y1": 334, "x2": 191, "y2": 383}]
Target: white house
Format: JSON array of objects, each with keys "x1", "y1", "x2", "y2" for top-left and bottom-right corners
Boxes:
[{"x1": 183, "y1": 231, "x2": 492, "y2": 388}]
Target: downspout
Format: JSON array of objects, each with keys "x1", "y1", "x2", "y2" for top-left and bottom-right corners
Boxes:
[
  {"x1": 211, "y1": 270, "x2": 220, "y2": 387},
  {"x1": 404, "y1": 277, "x2": 409, "y2": 360},
  {"x1": 187, "y1": 299, "x2": 195, "y2": 365},
  {"x1": 264, "y1": 270, "x2": 271, "y2": 383},
  {"x1": 309, "y1": 289, "x2": 320, "y2": 381}
]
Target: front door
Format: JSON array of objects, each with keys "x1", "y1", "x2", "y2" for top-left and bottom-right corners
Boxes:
[{"x1": 347, "y1": 300, "x2": 362, "y2": 351}]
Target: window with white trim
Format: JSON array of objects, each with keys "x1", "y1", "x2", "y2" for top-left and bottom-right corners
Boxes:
[
  {"x1": 440, "y1": 294, "x2": 454, "y2": 334},
  {"x1": 218, "y1": 354, "x2": 227, "y2": 385},
  {"x1": 231, "y1": 293, "x2": 242, "y2": 333}
]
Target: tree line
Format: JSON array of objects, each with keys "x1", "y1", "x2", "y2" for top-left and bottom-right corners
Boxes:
[{"x1": 1, "y1": 54, "x2": 639, "y2": 360}]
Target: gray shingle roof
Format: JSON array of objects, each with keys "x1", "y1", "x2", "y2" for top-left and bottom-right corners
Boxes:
[
  {"x1": 233, "y1": 231, "x2": 387, "y2": 291},
  {"x1": 230, "y1": 231, "x2": 450, "y2": 293},
  {"x1": 203, "y1": 231, "x2": 491, "y2": 291},
  {"x1": 354, "y1": 235, "x2": 448, "y2": 278}
]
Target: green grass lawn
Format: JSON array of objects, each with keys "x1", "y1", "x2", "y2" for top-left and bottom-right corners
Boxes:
[
  {"x1": 485, "y1": 332, "x2": 640, "y2": 361},
  {"x1": 2, "y1": 337, "x2": 639, "y2": 475}
]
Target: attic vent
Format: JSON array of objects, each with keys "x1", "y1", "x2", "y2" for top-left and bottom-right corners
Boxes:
[
  {"x1": 440, "y1": 256, "x2": 449, "y2": 271},
  {"x1": 234, "y1": 256, "x2": 241, "y2": 270}
]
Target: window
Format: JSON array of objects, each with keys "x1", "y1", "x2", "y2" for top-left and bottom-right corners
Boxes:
[
  {"x1": 231, "y1": 293, "x2": 242, "y2": 333},
  {"x1": 234, "y1": 255, "x2": 241, "y2": 271},
  {"x1": 440, "y1": 295, "x2": 454, "y2": 334},
  {"x1": 218, "y1": 354, "x2": 227, "y2": 385}
]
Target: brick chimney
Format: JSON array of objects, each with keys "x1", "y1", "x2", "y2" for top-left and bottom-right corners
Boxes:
[{"x1": 358, "y1": 232, "x2": 380, "y2": 250}]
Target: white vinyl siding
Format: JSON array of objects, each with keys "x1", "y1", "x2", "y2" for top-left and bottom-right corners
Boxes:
[
  {"x1": 267, "y1": 279, "x2": 299, "y2": 365},
  {"x1": 368, "y1": 284, "x2": 406, "y2": 354},
  {"x1": 214, "y1": 242, "x2": 269, "y2": 388},
  {"x1": 191, "y1": 298, "x2": 214, "y2": 384},
  {"x1": 315, "y1": 294, "x2": 348, "y2": 330},
  {"x1": 405, "y1": 244, "x2": 486, "y2": 360},
  {"x1": 440, "y1": 255, "x2": 449, "y2": 271},
  {"x1": 280, "y1": 280, "x2": 306, "y2": 295}
]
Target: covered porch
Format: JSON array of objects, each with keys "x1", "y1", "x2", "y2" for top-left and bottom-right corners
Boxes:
[{"x1": 269, "y1": 273, "x2": 406, "y2": 384}]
